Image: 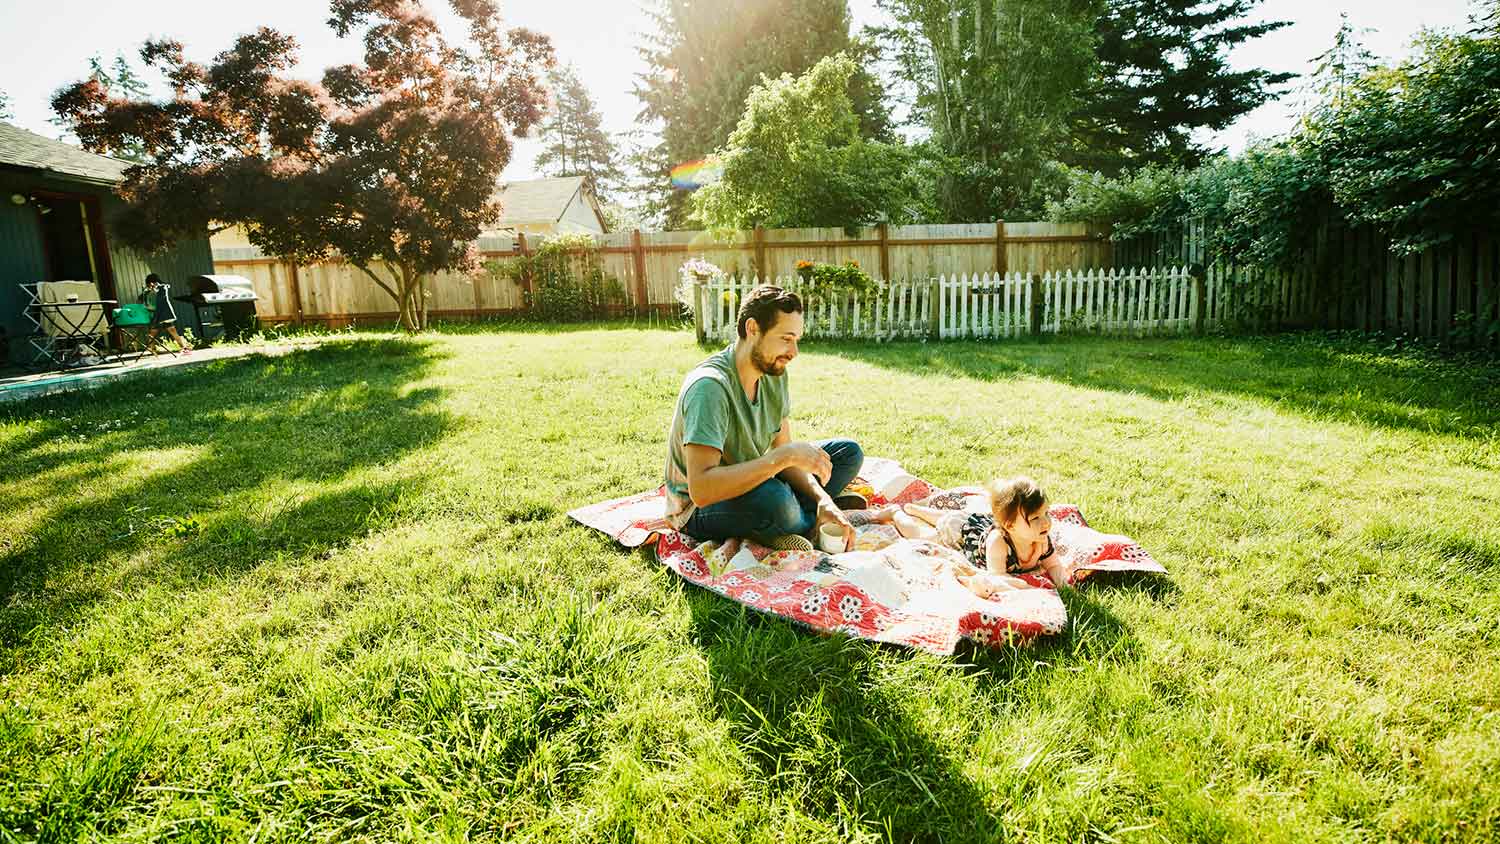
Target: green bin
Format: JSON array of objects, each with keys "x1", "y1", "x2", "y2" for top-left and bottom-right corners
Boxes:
[{"x1": 113, "y1": 303, "x2": 152, "y2": 326}]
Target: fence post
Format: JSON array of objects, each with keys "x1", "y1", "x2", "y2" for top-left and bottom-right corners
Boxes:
[
  {"x1": 1191, "y1": 263, "x2": 1207, "y2": 335},
  {"x1": 693, "y1": 279, "x2": 707, "y2": 344},
  {"x1": 927, "y1": 278, "x2": 941, "y2": 340},
  {"x1": 995, "y1": 221, "x2": 1007, "y2": 277},
  {"x1": 472, "y1": 264, "x2": 483, "y2": 319},
  {"x1": 754, "y1": 226, "x2": 768, "y2": 278},
  {"x1": 631, "y1": 229, "x2": 649, "y2": 314},
  {"x1": 1028, "y1": 273, "x2": 1044, "y2": 336},
  {"x1": 516, "y1": 232, "x2": 533, "y2": 307},
  {"x1": 879, "y1": 222, "x2": 891, "y2": 282}
]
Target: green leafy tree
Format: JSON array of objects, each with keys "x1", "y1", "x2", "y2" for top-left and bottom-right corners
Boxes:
[
  {"x1": 690, "y1": 55, "x2": 925, "y2": 236},
  {"x1": 635, "y1": 0, "x2": 892, "y2": 227},
  {"x1": 1065, "y1": 1, "x2": 1295, "y2": 174},
  {"x1": 1309, "y1": 20, "x2": 1500, "y2": 251},
  {"x1": 1051, "y1": 140, "x2": 1329, "y2": 271},
  {"x1": 601, "y1": 201, "x2": 646, "y2": 232},
  {"x1": 534, "y1": 64, "x2": 626, "y2": 201},
  {"x1": 1050, "y1": 2, "x2": 1500, "y2": 287},
  {"x1": 1302, "y1": 12, "x2": 1378, "y2": 122},
  {"x1": 872, "y1": 0, "x2": 1102, "y2": 221},
  {"x1": 53, "y1": 0, "x2": 555, "y2": 332},
  {"x1": 1046, "y1": 164, "x2": 1189, "y2": 240}
]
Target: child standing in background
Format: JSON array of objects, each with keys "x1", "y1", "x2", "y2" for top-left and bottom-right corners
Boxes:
[{"x1": 142, "y1": 273, "x2": 192, "y2": 355}]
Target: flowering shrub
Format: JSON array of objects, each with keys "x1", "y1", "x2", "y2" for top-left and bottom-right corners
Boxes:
[
  {"x1": 675, "y1": 257, "x2": 724, "y2": 317},
  {"x1": 492, "y1": 233, "x2": 625, "y2": 321},
  {"x1": 793, "y1": 259, "x2": 877, "y2": 305}
]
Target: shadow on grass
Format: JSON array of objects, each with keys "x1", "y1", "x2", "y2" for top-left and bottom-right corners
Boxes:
[
  {"x1": 951, "y1": 582, "x2": 1149, "y2": 693},
  {"x1": 0, "y1": 337, "x2": 454, "y2": 653},
  {"x1": 680, "y1": 586, "x2": 999, "y2": 839},
  {"x1": 674, "y1": 560, "x2": 1145, "y2": 840},
  {"x1": 248, "y1": 315, "x2": 695, "y2": 341},
  {"x1": 432, "y1": 314, "x2": 694, "y2": 336},
  {"x1": 818, "y1": 333, "x2": 1500, "y2": 439},
  {"x1": 1364, "y1": 518, "x2": 1500, "y2": 579}
]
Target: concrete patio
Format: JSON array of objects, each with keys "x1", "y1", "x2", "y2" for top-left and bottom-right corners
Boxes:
[{"x1": 0, "y1": 341, "x2": 317, "y2": 404}]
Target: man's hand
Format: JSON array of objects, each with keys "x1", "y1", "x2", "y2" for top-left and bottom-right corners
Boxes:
[
  {"x1": 816, "y1": 501, "x2": 855, "y2": 552},
  {"x1": 773, "y1": 441, "x2": 832, "y2": 485}
]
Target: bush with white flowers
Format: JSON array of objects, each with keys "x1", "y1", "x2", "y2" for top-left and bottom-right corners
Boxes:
[{"x1": 675, "y1": 257, "x2": 723, "y2": 318}]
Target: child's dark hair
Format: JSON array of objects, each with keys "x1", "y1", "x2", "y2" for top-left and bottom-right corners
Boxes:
[
  {"x1": 985, "y1": 475, "x2": 1048, "y2": 525},
  {"x1": 145, "y1": 273, "x2": 163, "y2": 287},
  {"x1": 736, "y1": 285, "x2": 803, "y2": 339}
]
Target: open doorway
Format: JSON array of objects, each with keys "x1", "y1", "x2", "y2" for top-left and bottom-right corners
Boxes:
[{"x1": 33, "y1": 193, "x2": 116, "y2": 300}]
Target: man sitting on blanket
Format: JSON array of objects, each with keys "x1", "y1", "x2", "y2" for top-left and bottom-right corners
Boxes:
[{"x1": 664, "y1": 284, "x2": 865, "y2": 553}]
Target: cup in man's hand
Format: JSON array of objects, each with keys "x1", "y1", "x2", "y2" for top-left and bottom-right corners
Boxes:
[{"x1": 818, "y1": 523, "x2": 846, "y2": 554}]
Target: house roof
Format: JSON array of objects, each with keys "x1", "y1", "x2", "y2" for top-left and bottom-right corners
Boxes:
[
  {"x1": 0, "y1": 121, "x2": 130, "y2": 186},
  {"x1": 495, "y1": 175, "x2": 607, "y2": 231}
]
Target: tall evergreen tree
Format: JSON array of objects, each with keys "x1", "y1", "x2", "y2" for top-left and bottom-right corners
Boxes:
[
  {"x1": 534, "y1": 64, "x2": 625, "y2": 201},
  {"x1": 873, "y1": 0, "x2": 1103, "y2": 221},
  {"x1": 635, "y1": 0, "x2": 891, "y2": 227},
  {"x1": 1065, "y1": 0, "x2": 1295, "y2": 174}
]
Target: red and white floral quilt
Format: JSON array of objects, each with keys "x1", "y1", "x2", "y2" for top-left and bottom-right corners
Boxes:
[{"x1": 568, "y1": 457, "x2": 1165, "y2": 655}]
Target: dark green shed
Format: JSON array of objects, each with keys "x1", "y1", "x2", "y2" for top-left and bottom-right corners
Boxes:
[{"x1": 0, "y1": 121, "x2": 213, "y2": 367}]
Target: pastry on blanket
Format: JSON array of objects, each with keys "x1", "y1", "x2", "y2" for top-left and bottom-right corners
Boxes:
[{"x1": 916, "y1": 489, "x2": 986, "y2": 511}]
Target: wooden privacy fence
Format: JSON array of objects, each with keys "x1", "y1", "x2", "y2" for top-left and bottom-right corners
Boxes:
[
  {"x1": 211, "y1": 222, "x2": 1110, "y2": 326},
  {"x1": 1116, "y1": 219, "x2": 1500, "y2": 343},
  {"x1": 694, "y1": 267, "x2": 1215, "y2": 342}
]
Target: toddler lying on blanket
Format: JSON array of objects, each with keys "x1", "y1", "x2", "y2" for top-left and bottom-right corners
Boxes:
[{"x1": 862, "y1": 475, "x2": 1071, "y2": 593}]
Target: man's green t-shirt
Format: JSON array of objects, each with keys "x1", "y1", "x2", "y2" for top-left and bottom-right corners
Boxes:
[{"x1": 663, "y1": 345, "x2": 790, "y2": 528}]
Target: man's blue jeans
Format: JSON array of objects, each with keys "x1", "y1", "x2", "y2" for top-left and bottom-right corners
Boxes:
[{"x1": 681, "y1": 438, "x2": 864, "y2": 544}]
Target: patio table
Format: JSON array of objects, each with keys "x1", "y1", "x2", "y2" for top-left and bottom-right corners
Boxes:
[{"x1": 35, "y1": 298, "x2": 118, "y2": 368}]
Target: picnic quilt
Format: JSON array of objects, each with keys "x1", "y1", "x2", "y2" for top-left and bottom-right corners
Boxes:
[{"x1": 569, "y1": 457, "x2": 1166, "y2": 655}]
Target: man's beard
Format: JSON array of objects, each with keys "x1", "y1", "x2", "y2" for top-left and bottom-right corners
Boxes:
[{"x1": 750, "y1": 341, "x2": 787, "y2": 376}]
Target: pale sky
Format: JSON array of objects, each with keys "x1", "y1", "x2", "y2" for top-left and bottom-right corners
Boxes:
[{"x1": 0, "y1": 0, "x2": 1487, "y2": 189}]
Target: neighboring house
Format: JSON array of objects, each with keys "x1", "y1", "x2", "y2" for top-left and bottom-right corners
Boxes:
[
  {"x1": 485, "y1": 175, "x2": 609, "y2": 239},
  {"x1": 0, "y1": 121, "x2": 213, "y2": 365},
  {"x1": 208, "y1": 175, "x2": 609, "y2": 258}
]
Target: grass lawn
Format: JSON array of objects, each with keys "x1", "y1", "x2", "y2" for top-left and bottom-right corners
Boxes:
[{"x1": 1, "y1": 325, "x2": 1498, "y2": 843}]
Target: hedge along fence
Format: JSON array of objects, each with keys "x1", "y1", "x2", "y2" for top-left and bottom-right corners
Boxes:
[
  {"x1": 211, "y1": 222, "x2": 1110, "y2": 327},
  {"x1": 1115, "y1": 218, "x2": 1500, "y2": 345},
  {"x1": 693, "y1": 267, "x2": 1215, "y2": 343}
]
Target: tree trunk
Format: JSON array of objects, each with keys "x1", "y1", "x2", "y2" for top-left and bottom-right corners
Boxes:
[
  {"x1": 419, "y1": 273, "x2": 430, "y2": 330},
  {"x1": 355, "y1": 261, "x2": 422, "y2": 333},
  {"x1": 397, "y1": 264, "x2": 421, "y2": 332},
  {"x1": 401, "y1": 268, "x2": 420, "y2": 332}
]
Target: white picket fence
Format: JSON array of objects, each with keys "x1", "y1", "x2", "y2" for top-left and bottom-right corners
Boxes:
[{"x1": 695, "y1": 267, "x2": 1210, "y2": 342}]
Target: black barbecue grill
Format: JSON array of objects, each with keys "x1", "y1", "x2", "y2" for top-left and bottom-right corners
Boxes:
[{"x1": 175, "y1": 275, "x2": 260, "y2": 343}]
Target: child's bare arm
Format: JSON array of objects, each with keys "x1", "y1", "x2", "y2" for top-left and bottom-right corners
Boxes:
[
  {"x1": 1042, "y1": 555, "x2": 1071, "y2": 589},
  {"x1": 901, "y1": 503, "x2": 948, "y2": 527}
]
